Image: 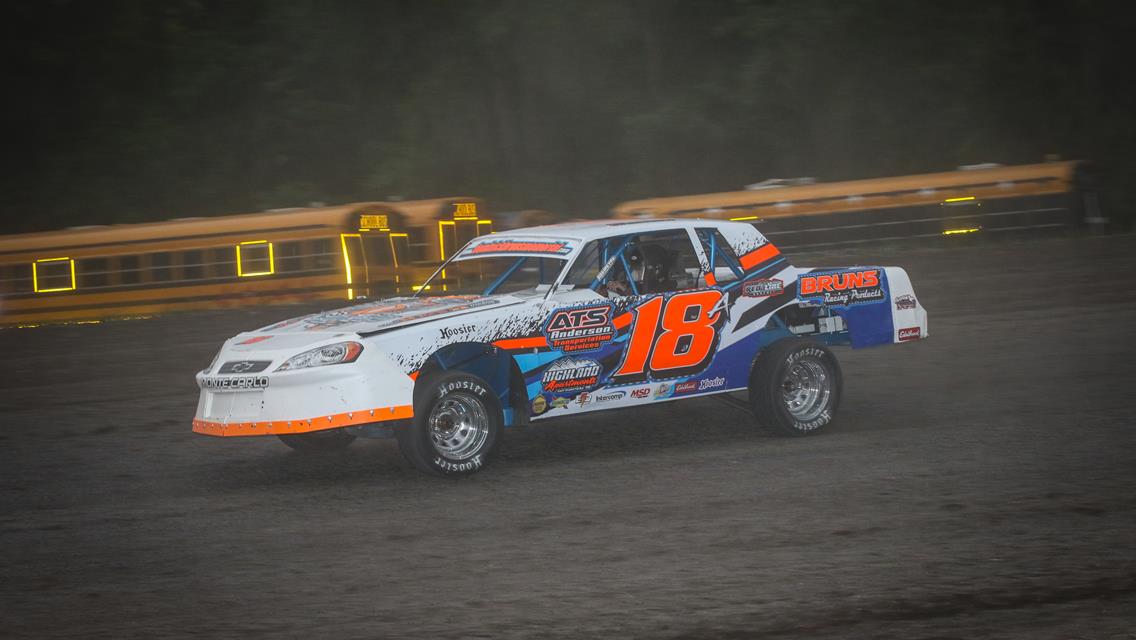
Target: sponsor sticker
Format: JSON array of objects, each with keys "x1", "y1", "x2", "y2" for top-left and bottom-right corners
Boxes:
[
  {"x1": 574, "y1": 392, "x2": 593, "y2": 407},
  {"x1": 218, "y1": 360, "x2": 271, "y2": 374},
  {"x1": 630, "y1": 388, "x2": 651, "y2": 399},
  {"x1": 543, "y1": 303, "x2": 615, "y2": 353},
  {"x1": 595, "y1": 390, "x2": 627, "y2": 403},
  {"x1": 674, "y1": 381, "x2": 699, "y2": 394},
  {"x1": 439, "y1": 324, "x2": 477, "y2": 339},
  {"x1": 697, "y1": 376, "x2": 726, "y2": 391},
  {"x1": 551, "y1": 397, "x2": 570, "y2": 409},
  {"x1": 741, "y1": 278, "x2": 784, "y2": 298},
  {"x1": 467, "y1": 239, "x2": 573, "y2": 256},
  {"x1": 654, "y1": 382, "x2": 674, "y2": 398},
  {"x1": 531, "y1": 396, "x2": 548, "y2": 415},
  {"x1": 895, "y1": 294, "x2": 917, "y2": 310},
  {"x1": 541, "y1": 357, "x2": 603, "y2": 393},
  {"x1": 201, "y1": 376, "x2": 269, "y2": 392},
  {"x1": 898, "y1": 327, "x2": 922, "y2": 341},
  {"x1": 798, "y1": 268, "x2": 886, "y2": 308}
]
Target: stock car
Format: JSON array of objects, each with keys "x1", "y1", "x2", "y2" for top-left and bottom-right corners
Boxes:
[{"x1": 193, "y1": 219, "x2": 928, "y2": 475}]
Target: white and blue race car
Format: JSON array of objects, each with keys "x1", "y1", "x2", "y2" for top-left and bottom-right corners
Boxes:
[{"x1": 193, "y1": 219, "x2": 927, "y2": 475}]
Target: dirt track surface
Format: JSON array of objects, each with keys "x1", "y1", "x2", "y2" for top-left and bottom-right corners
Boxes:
[{"x1": 3, "y1": 234, "x2": 1136, "y2": 639}]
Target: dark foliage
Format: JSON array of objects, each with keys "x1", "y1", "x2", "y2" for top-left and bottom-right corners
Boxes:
[{"x1": 3, "y1": 0, "x2": 1134, "y2": 233}]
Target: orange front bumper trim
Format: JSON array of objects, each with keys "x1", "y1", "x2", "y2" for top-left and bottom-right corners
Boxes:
[{"x1": 193, "y1": 404, "x2": 414, "y2": 437}]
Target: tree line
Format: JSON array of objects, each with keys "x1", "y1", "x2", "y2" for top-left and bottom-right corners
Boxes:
[{"x1": 4, "y1": 0, "x2": 1133, "y2": 234}]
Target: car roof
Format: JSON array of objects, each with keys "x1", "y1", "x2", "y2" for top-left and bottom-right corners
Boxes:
[{"x1": 490, "y1": 218, "x2": 749, "y2": 242}]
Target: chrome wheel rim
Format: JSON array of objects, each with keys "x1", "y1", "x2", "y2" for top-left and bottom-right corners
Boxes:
[
  {"x1": 428, "y1": 393, "x2": 489, "y2": 461},
  {"x1": 781, "y1": 359, "x2": 831, "y2": 422}
]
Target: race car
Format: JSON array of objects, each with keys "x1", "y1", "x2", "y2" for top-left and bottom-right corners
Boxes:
[{"x1": 193, "y1": 219, "x2": 928, "y2": 475}]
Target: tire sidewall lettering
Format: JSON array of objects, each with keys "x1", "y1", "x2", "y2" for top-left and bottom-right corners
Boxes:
[
  {"x1": 432, "y1": 454, "x2": 484, "y2": 473},
  {"x1": 436, "y1": 379, "x2": 488, "y2": 398}
]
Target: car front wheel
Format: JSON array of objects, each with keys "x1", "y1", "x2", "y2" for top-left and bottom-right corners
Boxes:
[{"x1": 398, "y1": 371, "x2": 502, "y2": 476}]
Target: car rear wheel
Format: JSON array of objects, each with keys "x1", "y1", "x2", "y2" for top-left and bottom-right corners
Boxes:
[
  {"x1": 749, "y1": 339, "x2": 842, "y2": 436},
  {"x1": 278, "y1": 429, "x2": 356, "y2": 451},
  {"x1": 398, "y1": 371, "x2": 502, "y2": 476}
]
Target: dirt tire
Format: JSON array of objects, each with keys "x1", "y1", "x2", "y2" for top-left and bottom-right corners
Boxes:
[
  {"x1": 277, "y1": 429, "x2": 356, "y2": 452},
  {"x1": 397, "y1": 371, "x2": 503, "y2": 476},
  {"x1": 749, "y1": 339, "x2": 842, "y2": 436}
]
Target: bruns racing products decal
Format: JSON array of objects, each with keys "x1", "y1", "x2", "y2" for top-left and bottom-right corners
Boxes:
[
  {"x1": 201, "y1": 376, "x2": 269, "y2": 392},
  {"x1": 798, "y1": 269, "x2": 886, "y2": 308},
  {"x1": 741, "y1": 278, "x2": 784, "y2": 298},
  {"x1": 464, "y1": 238, "x2": 574, "y2": 256},
  {"x1": 543, "y1": 303, "x2": 615, "y2": 353},
  {"x1": 541, "y1": 357, "x2": 603, "y2": 393}
]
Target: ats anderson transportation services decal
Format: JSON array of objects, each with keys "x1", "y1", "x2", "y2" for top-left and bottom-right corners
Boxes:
[
  {"x1": 543, "y1": 304, "x2": 615, "y2": 353},
  {"x1": 798, "y1": 268, "x2": 886, "y2": 307}
]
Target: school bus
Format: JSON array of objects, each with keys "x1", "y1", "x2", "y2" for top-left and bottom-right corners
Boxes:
[
  {"x1": 0, "y1": 197, "x2": 494, "y2": 326},
  {"x1": 612, "y1": 161, "x2": 1102, "y2": 250}
]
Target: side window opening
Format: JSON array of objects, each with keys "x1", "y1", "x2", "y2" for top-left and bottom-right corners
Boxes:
[
  {"x1": 563, "y1": 230, "x2": 705, "y2": 297},
  {"x1": 697, "y1": 229, "x2": 744, "y2": 284}
]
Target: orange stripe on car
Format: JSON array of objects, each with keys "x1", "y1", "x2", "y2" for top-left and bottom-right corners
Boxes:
[
  {"x1": 192, "y1": 404, "x2": 413, "y2": 437},
  {"x1": 613, "y1": 312, "x2": 632, "y2": 329},
  {"x1": 493, "y1": 336, "x2": 547, "y2": 350},
  {"x1": 739, "y1": 244, "x2": 781, "y2": 270}
]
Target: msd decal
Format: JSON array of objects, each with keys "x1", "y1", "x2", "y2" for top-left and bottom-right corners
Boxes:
[
  {"x1": 543, "y1": 303, "x2": 615, "y2": 353},
  {"x1": 541, "y1": 357, "x2": 603, "y2": 393},
  {"x1": 798, "y1": 269, "x2": 886, "y2": 308}
]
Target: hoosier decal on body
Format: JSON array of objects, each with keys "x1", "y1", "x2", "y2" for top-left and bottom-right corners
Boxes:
[{"x1": 798, "y1": 269, "x2": 886, "y2": 308}]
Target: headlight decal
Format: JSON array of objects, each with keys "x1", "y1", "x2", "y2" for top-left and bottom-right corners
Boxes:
[{"x1": 276, "y1": 341, "x2": 363, "y2": 371}]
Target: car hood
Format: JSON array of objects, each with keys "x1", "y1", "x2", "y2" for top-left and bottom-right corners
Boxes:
[{"x1": 246, "y1": 295, "x2": 520, "y2": 339}]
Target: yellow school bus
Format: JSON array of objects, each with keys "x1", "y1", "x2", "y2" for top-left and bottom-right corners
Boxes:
[
  {"x1": 0, "y1": 196, "x2": 493, "y2": 326},
  {"x1": 612, "y1": 161, "x2": 1101, "y2": 250}
]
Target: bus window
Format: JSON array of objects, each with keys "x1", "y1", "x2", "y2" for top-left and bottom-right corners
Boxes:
[
  {"x1": 390, "y1": 234, "x2": 410, "y2": 267},
  {"x1": 362, "y1": 234, "x2": 394, "y2": 268},
  {"x1": 208, "y1": 248, "x2": 233, "y2": 278},
  {"x1": 151, "y1": 252, "x2": 173, "y2": 282},
  {"x1": 0, "y1": 264, "x2": 33, "y2": 294},
  {"x1": 236, "y1": 241, "x2": 273, "y2": 277},
  {"x1": 33, "y1": 258, "x2": 76, "y2": 292},
  {"x1": 310, "y1": 239, "x2": 334, "y2": 270},
  {"x1": 182, "y1": 250, "x2": 204, "y2": 280},
  {"x1": 439, "y1": 219, "x2": 487, "y2": 261},
  {"x1": 407, "y1": 227, "x2": 430, "y2": 263},
  {"x1": 120, "y1": 255, "x2": 141, "y2": 285},
  {"x1": 79, "y1": 257, "x2": 109, "y2": 288},
  {"x1": 277, "y1": 241, "x2": 304, "y2": 273}
]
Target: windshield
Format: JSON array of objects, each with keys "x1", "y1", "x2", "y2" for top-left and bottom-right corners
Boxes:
[{"x1": 417, "y1": 255, "x2": 568, "y2": 296}]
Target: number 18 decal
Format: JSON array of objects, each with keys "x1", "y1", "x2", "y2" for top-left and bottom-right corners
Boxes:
[{"x1": 613, "y1": 289, "x2": 725, "y2": 382}]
